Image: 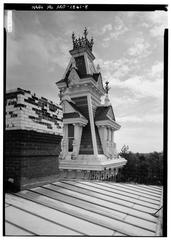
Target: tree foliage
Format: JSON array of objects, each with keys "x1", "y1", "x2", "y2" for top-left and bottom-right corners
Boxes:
[{"x1": 118, "y1": 147, "x2": 163, "y2": 185}]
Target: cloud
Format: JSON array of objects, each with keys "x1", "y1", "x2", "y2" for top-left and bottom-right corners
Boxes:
[
  {"x1": 102, "y1": 16, "x2": 128, "y2": 47},
  {"x1": 22, "y1": 33, "x2": 50, "y2": 62},
  {"x1": 150, "y1": 13, "x2": 167, "y2": 37},
  {"x1": 147, "y1": 11, "x2": 167, "y2": 26},
  {"x1": 124, "y1": 11, "x2": 167, "y2": 39},
  {"x1": 7, "y1": 34, "x2": 21, "y2": 68},
  {"x1": 102, "y1": 24, "x2": 112, "y2": 34},
  {"x1": 110, "y1": 95, "x2": 138, "y2": 109},
  {"x1": 95, "y1": 57, "x2": 130, "y2": 82},
  {"x1": 118, "y1": 76, "x2": 163, "y2": 99},
  {"x1": 149, "y1": 61, "x2": 163, "y2": 78},
  {"x1": 127, "y1": 37, "x2": 151, "y2": 57},
  {"x1": 7, "y1": 32, "x2": 53, "y2": 71},
  {"x1": 96, "y1": 58, "x2": 163, "y2": 99},
  {"x1": 118, "y1": 113, "x2": 163, "y2": 124},
  {"x1": 21, "y1": 33, "x2": 70, "y2": 70},
  {"x1": 143, "y1": 11, "x2": 167, "y2": 37},
  {"x1": 150, "y1": 25, "x2": 165, "y2": 37}
]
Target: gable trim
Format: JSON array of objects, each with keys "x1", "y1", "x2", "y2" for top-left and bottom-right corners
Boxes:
[{"x1": 95, "y1": 120, "x2": 121, "y2": 131}]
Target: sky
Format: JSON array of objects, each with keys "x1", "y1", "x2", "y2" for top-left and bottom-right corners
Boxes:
[{"x1": 5, "y1": 9, "x2": 167, "y2": 153}]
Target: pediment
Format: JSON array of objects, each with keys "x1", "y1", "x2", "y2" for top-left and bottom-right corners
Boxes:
[
  {"x1": 62, "y1": 100, "x2": 76, "y2": 114},
  {"x1": 62, "y1": 100, "x2": 86, "y2": 120},
  {"x1": 68, "y1": 68, "x2": 80, "y2": 85}
]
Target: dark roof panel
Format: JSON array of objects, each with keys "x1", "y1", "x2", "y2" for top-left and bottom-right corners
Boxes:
[
  {"x1": 63, "y1": 112, "x2": 80, "y2": 119},
  {"x1": 69, "y1": 101, "x2": 87, "y2": 119},
  {"x1": 95, "y1": 106, "x2": 111, "y2": 121},
  {"x1": 95, "y1": 106, "x2": 116, "y2": 122},
  {"x1": 71, "y1": 97, "x2": 89, "y2": 120},
  {"x1": 93, "y1": 73, "x2": 100, "y2": 82},
  {"x1": 56, "y1": 72, "x2": 99, "y2": 85}
]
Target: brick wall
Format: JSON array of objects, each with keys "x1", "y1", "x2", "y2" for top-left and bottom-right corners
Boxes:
[
  {"x1": 5, "y1": 130, "x2": 62, "y2": 192},
  {"x1": 5, "y1": 88, "x2": 63, "y2": 191},
  {"x1": 6, "y1": 88, "x2": 63, "y2": 135}
]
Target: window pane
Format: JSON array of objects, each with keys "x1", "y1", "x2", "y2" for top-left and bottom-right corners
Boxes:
[
  {"x1": 68, "y1": 138, "x2": 74, "y2": 152},
  {"x1": 107, "y1": 128, "x2": 109, "y2": 141},
  {"x1": 68, "y1": 124, "x2": 74, "y2": 138}
]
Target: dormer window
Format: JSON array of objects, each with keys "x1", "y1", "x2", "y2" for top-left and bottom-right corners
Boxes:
[{"x1": 75, "y1": 56, "x2": 86, "y2": 77}]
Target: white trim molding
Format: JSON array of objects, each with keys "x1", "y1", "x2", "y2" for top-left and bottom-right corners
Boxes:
[
  {"x1": 95, "y1": 119, "x2": 121, "y2": 131},
  {"x1": 87, "y1": 93, "x2": 98, "y2": 156},
  {"x1": 63, "y1": 117, "x2": 88, "y2": 126}
]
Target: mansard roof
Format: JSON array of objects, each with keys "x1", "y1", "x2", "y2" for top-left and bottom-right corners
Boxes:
[
  {"x1": 95, "y1": 105, "x2": 116, "y2": 122},
  {"x1": 56, "y1": 71, "x2": 100, "y2": 85}
]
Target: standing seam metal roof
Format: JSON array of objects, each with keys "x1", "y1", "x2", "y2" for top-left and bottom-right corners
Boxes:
[{"x1": 5, "y1": 180, "x2": 163, "y2": 236}]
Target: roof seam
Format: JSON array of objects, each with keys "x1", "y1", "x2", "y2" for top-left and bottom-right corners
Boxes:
[
  {"x1": 21, "y1": 190, "x2": 132, "y2": 235},
  {"x1": 77, "y1": 181, "x2": 160, "y2": 206},
  {"x1": 50, "y1": 183, "x2": 157, "y2": 223},
  {"x1": 53, "y1": 182, "x2": 157, "y2": 222},
  {"x1": 38, "y1": 185, "x2": 156, "y2": 233},
  {"x1": 5, "y1": 219, "x2": 37, "y2": 235},
  {"x1": 6, "y1": 201, "x2": 84, "y2": 235}
]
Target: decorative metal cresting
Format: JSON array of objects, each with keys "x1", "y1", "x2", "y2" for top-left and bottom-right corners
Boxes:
[{"x1": 72, "y1": 27, "x2": 94, "y2": 51}]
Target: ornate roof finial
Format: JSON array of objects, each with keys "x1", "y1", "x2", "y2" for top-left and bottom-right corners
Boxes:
[
  {"x1": 104, "y1": 81, "x2": 111, "y2": 106},
  {"x1": 84, "y1": 27, "x2": 88, "y2": 39},
  {"x1": 71, "y1": 28, "x2": 94, "y2": 51},
  {"x1": 105, "y1": 81, "x2": 110, "y2": 94},
  {"x1": 72, "y1": 32, "x2": 75, "y2": 43}
]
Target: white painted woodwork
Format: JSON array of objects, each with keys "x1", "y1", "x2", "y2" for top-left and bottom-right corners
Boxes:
[{"x1": 87, "y1": 94, "x2": 98, "y2": 156}]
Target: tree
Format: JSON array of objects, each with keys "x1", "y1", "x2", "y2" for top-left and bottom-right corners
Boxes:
[{"x1": 117, "y1": 145, "x2": 163, "y2": 185}]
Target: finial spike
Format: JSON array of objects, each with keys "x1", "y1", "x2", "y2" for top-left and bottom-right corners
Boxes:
[
  {"x1": 72, "y1": 32, "x2": 75, "y2": 42},
  {"x1": 105, "y1": 81, "x2": 110, "y2": 94},
  {"x1": 84, "y1": 27, "x2": 88, "y2": 39}
]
